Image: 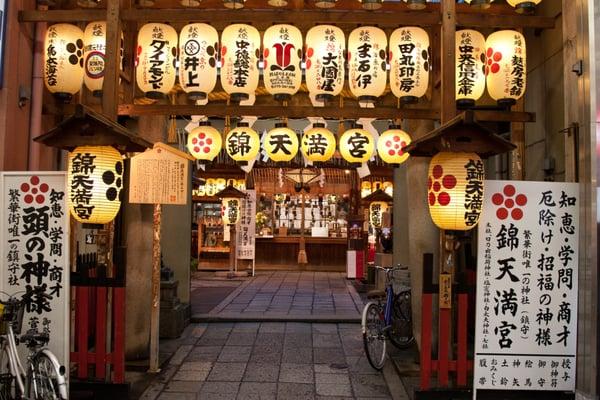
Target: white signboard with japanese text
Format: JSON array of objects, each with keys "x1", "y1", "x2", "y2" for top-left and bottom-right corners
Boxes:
[
  {"x1": 237, "y1": 190, "x2": 256, "y2": 260},
  {"x1": 474, "y1": 180, "x2": 578, "y2": 394},
  {"x1": 0, "y1": 172, "x2": 70, "y2": 371}
]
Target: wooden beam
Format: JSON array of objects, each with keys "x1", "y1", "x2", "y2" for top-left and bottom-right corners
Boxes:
[
  {"x1": 456, "y1": 12, "x2": 555, "y2": 29},
  {"x1": 473, "y1": 110, "x2": 535, "y2": 123},
  {"x1": 117, "y1": 103, "x2": 440, "y2": 120},
  {"x1": 440, "y1": 0, "x2": 456, "y2": 124},
  {"x1": 102, "y1": 0, "x2": 121, "y2": 121},
  {"x1": 19, "y1": 9, "x2": 106, "y2": 22}
]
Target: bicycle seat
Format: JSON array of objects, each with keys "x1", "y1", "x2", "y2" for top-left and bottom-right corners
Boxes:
[{"x1": 366, "y1": 289, "x2": 385, "y2": 299}]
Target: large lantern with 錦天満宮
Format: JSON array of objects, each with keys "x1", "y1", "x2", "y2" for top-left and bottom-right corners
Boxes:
[
  {"x1": 485, "y1": 30, "x2": 527, "y2": 107},
  {"x1": 265, "y1": 123, "x2": 299, "y2": 162},
  {"x1": 369, "y1": 201, "x2": 388, "y2": 228},
  {"x1": 225, "y1": 122, "x2": 261, "y2": 164},
  {"x1": 136, "y1": 23, "x2": 178, "y2": 99},
  {"x1": 305, "y1": 25, "x2": 345, "y2": 102},
  {"x1": 67, "y1": 145, "x2": 124, "y2": 225},
  {"x1": 427, "y1": 152, "x2": 484, "y2": 231},
  {"x1": 179, "y1": 23, "x2": 219, "y2": 101},
  {"x1": 507, "y1": 0, "x2": 541, "y2": 14},
  {"x1": 44, "y1": 23, "x2": 85, "y2": 102},
  {"x1": 377, "y1": 125, "x2": 411, "y2": 165},
  {"x1": 339, "y1": 125, "x2": 375, "y2": 165},
  {"x1": 187, "y1": 121, "x2": 222, "y2": 162},
  {"x1": 389, "y1": 27, "x2": 430, "y2": 104},
  {"x1": 221, "y1": 24, "x2": 260, "y2": 102},
  {"x1": 301, "y1": 123, "x2": 336, "y2": 163},
  {"x1": 456, "y1": 29, "x2": 486, "y2": 108},
  {"x1": 83, "y1": 21, "x2": 124, "y2": 97},
  {"x1": 348, "y1": 26, "x2": 387, "y2": 104},
  {"x1": 262, "y1": 24, "x2": 303, "y2": 101}
]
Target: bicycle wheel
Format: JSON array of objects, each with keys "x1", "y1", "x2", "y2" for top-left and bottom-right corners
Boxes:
[
  {"x1": 0, "y1": 344, "x2": 18, "y2": 400},
  {"x1": 361, "y1": 301, "x2": 387, "y2": 370},
  {"x1": 388, "y1": 291, "x2": 415, "y2": 349},
  {"x1": 28, "y1": 352, "x2": 63, "y2": 400}
]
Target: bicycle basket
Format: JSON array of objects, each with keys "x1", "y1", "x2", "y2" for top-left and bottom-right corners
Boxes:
[
  {"x1": 0, "y1": 301, "x2": 24, "y2": 335},
  {"x1": 391, "y1": 268, "x2": 411, "y2": 295}
]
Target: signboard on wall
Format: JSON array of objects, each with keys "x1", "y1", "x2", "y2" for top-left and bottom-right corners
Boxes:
[
  {"x1": 474, "y1": 180, "x2": 579, "y2": 393},
  {"x1": 237, "y1": 189, "x2": 256, "y2": 260},
  {"x1": 0, "y1": 172, "x2": 70, "y2": 370}
]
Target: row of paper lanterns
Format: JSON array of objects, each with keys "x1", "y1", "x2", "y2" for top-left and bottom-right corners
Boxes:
[
  {"x1": 44, "y1": 22, "x2": 526, "y2": 105},
  {"x1": 193, "y1": 178, "x2": 246, "y2": 197},
  {"x1": 187, "y1": 121, "x2": 412, "y2": 165}
]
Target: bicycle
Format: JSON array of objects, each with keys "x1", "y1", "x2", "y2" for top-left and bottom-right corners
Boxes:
[
  {"x1": 361, "y1": 264, "x2": 414, "y2": 370},
  {"x1": 0, "y1": 293, "x2": 67, "y2": 400}
]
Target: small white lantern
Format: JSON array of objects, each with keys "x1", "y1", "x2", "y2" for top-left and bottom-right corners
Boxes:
[
  {"x1": 179, "y1": 23, "x2": 219, "y2": 101},
  {"x1": 455, "y1": 29, "x2": 486, "y2": 107},
  {"x1": 348, "y1": 26, "x2": 387, "y2": 104},
  {"x1": 389, "y1": 27, "x2": 430, "y2": 104},
  {"x1": 485, "y1": 30, "x2": 527, "y2": 106},
  {"x1": 44, "y1": 24, "x2": 85, "y2": 102},
  {"x1": 221, "y1": 24, "x2": 260, "y2": 102},
  {"x1": 136, "y1": 23, "x2": 178, "y2": 99},
  {"x1": 83, "y1": 21, "x2": 124, "y2": 97},
  {"x1": 263, "y1": 25, "x2": 303, "y2": 101},
  {"x1": 305, "y1": 25, "x2": 345, "y2": 102}
]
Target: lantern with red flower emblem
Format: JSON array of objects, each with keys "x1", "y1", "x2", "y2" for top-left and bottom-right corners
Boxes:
[
  {"x1": 187, "y1": 121, "x2": 222, "y2": 162},
  {"x1": 485, "y1": 30, "x2": 526, "y2": 106},
  {"x1": 377, "y1": 125, "x2": 411, "y2": 165}
]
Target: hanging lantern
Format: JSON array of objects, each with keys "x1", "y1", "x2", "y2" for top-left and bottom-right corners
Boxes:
[
  {"x1": 339, "y1": 125, "x2": 375, "y2": 165},
  {"x1": 348, "y1": 27, "x2": 387, "y2": 104},
  {"x1": 507, "y1": 0, "x2": 541, "y2": 14},
  {"x1": 369, "y1": 201, "x2": 388, "y2": 228},
  {"x1": 179, "y1": 23, "x2": 219, "y2": 101},
  {"x1": 44, "y1": 24, "x2": 85, "y2": 102},
  {"x1": 187, "y1": 121, "x2": 222, "y2": 162},
  {"x1": 225, "y1": 122, "x2": 260, "y2": 164},
  {"x1": 427, "y1": 152, "x2": 484, "y2": 231},
  {"x1": 263, "y1": 25, "x2": 303, "y2": 101},
  {"x1": 67, "y1": 146, "x2": 123, "y2": 224},
  {"x1": 268, "y1": 0, "x2": 288, "y2": 6},
  {"x1": 265, "y1": 123, "x2": 299, "y2": 162},
  {"x1": 83, "y1": 21, "x2": 124, "y2": 97},
  {"x1": 377, "y1": 125, "x2": 411, "y2": 165},
  {"x1": 305, "y1": 25, "x2": 345, "y2": 102},
  {"x1": 403, "y1": 0, "x2": 426, "y2": 10},
  {"x1": 221, "y1": 24, "x2": 260, "y2": 102},
  {"x1": 136, "y1": 23, "x2": 177, "y2": 99},
  {"x1": 359, "y1": 0, "x2": 383, "y2": 10},
  {"x1": 222, "y1": 197, "x2": 241, "y2": 224},
  {"x1": 389, "y1": 27, "x2": 430, "y2": 104},
  {"x1": 383, "y1": 181, "x2": 393, "y2": 196},
  {"x1": 315, "y1": 0, "x2": 336, "y2": 8},
  {"x1": 205, "y1": 178, "x2": 218, "y2": 196},
  {"x1": 223, "y1": 0, "x2": 246, "y2": 9},
  {"x1": 456, "y1": 29, "x2": 486, "y2": 108},
  {"x1": 301, "y1": 123, "x2": 336, "y2": 163},
  {"x1": 485, "y1": 30, "x2": 526, "y2": 106},
  {"x1": 464, "y1": 0, "x2": 494, "y2": 9},
  {"x1": 361, "y1": 181, "x2": 372, "y2": 198}
]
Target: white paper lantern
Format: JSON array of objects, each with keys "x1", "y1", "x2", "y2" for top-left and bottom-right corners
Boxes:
[
  {"x1": 348, "y1": 27, "x2": 387, "y2": 104},
  {"x1": 464, "y1": 0, "x2": 494, "y2": 9},
  {"x1": 83, "y1": 21, "x2": 124, "y2": 96},
  {"x1": 455, "y1": 29, "x2": 486, "y2": 107},
  {"x1": 136, "y1": 23, "x2": 177, "y2": 99},
  {"x1": 179, "y1": 23, "x2": 219, "y2": 100},
  {"x1": 339, "y1": 126, "x2": 374, "y2": 165},
  {"x1": 485, "y1": 30, "x2": 526, "y2": 106},
  {"x1": 507, "y1": 0, "x2": 541, "y2": 14},
  {"x1": 301, "y1": 123, "x2": 336, "y2": 163},
  {"x1": 377, "y1": 126, "x2": 411, "y2": 165},
  {"x1": 187, "y1": 122, "x2": 223, "y2": 162},
  {"x1": 221, "y1": 24, "x2": 260, "y2": 102},
  {"x1": 263, "y1": 25, "x2": 303, "y2": 101},
  {"x1": 305, "y1": 25, "x2": 345, "y2": 102},
  {"x1": 369, "y1": 201, "x2": 388, "y2": 228},
  {"x1": 225, "y1": 122, "x2": 261, "y2": 163},
  {"x1": 389, "y1": 27, "x2": 430, "y2": 103},
  {"x1": 44, "y1": 24, "x2": 85, "y2": 101},
  {"x1": 265, "y1": 123, "x2": 299, "y2": 162},
  {"x1": 222, "y1": 197, "x2": 241, "y2": 224}
]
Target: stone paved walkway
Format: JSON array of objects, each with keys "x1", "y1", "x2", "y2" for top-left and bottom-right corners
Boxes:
[
  {"x1": 139, "y1": 322, "x2": 402, "y2": 400},
  {"x1": 194, "y1": 272, "x2": 363, "y2": 321}
]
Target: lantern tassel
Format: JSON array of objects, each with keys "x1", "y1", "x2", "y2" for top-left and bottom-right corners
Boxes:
[{"x1": 167, "y1": 115, "x2": 178, "y2": 144}]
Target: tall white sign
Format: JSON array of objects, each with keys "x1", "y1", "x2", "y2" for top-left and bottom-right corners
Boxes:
[
  {"x1": 0, "y1": 172, "x2": 70, "y2": 370},
  {"x1": 237, "y1": 189, "x2": 256, "y2": 260},
  {"x1": 474, "y1": 180, "x2": 578, "y2": 394}
]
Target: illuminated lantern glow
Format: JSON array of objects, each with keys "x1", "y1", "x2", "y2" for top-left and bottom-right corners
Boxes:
[
  {"x1": 225, "y1": 122, "x2": 261, "y2": 164},
  {"x1": 44, "y1": 24, "x2": 85, "y2": 102},
  {"x1": 305, "y1": 25, "x2": 345, "y2": 102},
  {"x1": 216, "y1": 178, "x2": 227, "y2": 192},
  {"x1": 389, "y1": 27, "x2": 430, "y2": 104},
  {"x1": 268, "y1": 0, "x2": 288, "y2": 6},
  {"x1": 383, "y1": 181, "x2": 393, "y2": 196},
  {"x1": 427, "y1": 152, "x2": 484, "y2": 231},
  {"x1": 348, "y1": 26, "x2": 387, "y2": 104},
  {"x1": 314, "y1": 0, "x2": 336, "y2": 8},
  {"x1": 463, "y1": 0, "x2": 494, "y2": 9},
  {"x1": 359, "y1": 0, "x2": 383, "y2": 10},
  {"x1": 263, "y1": 25, "x2": 303, "y2": 101},
  {"x1": 265, "y1": 123, "x2": 299, "y2": 162},
  {"x1": 83, "y1": 21, "x2": 124, "y2": 97},
  {"x1": 485, "y1": 30, "x2": 526, "y2": 106},
  {"x1": 223, "y1": 0, "x2": 246, "y2": 9},
  {"x1": 222, "y1": 198, "x2": 241, "y2": 224},
  {"x1": 339, "y1": 126, "x2": 375, "y2": 165},
  {"x1": 507, "y1": 0, "x2": 541, "y2": 14},
  {"x1": 136, "y1": 23, "x2": 177, "y2": 99},
  {"x1": 221, "y1": 24, "x2": 260, "y2": 102},
  {"x1": 181, "y1": 0, "x2": 201, "y2": 6},
  {"x1": 205, "y1": 178, "x2": 218, "y2": 196},
  {"x1": 187, "y1": 121, "x2": 222, "y2": 162},
  {"x1": 236, "y1": 179, "x2": 246, "y2": 190},
  {"x1": 455, "y1": 29, "x2": 486, "y2": 108},
  {"x1": 369, "y1": 201, "x2": 388, "y2": 228},
  {"x1": 361, "y1": 181, "x2": 372, "y2": 198},
  {"x1": 402, "y1": 0, "x2": 426, "y2": 10},
  {"x1": 377, "y1": 125, "x2": 411, "y2": 165},
  {"x1": 67, "y1": 146, "x2": 123, "y2": 224},
  {"x1": 301, "y1": 123, "x2": 336, "y2": 163},
  {"x1": 179, "y1": 23, "x2": 219, "y2": 101}
]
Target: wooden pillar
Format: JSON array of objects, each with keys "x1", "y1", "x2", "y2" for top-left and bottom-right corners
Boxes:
[
  {"x1": 149, "y1": 203, "x2": 161, "y2": 373},
  {"x1": 102, "y1": 0, "x2": 121, "y2": 121}
]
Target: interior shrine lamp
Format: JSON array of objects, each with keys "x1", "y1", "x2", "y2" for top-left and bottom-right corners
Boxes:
[
  {"x1": 348, "y1": 26, "x2": 387, "y2": 104},
  {"x1": 262, "y1": 25, "x2": 303, "y2": 101},
  {"x1": 485, "y1": 30, "x2": 527, "y2": 107},
  {"x1": 179, "y1": 23, "x2": 218, "y2": 101},
  {"x1": 83, "y1": 21, "x2": 124, "y2": 97},
  {"x1": 507, "y1": 0, "x2": 541, "y2": 14},
  {"x1": 221, "y1": 24, "x2": 260, "y2": 101},
  {"x1": 136, "y1": 23, "x2": 177, "y2": 99},
  {"x1": 43, "y1": 24, "x2": 85, "y2": 102},
  {"x1": 455, "y1": 29, "x2": 486, "y2": 108},
  {"x1": 305, "y1": 25, "x2": 345, "y2": 102},
  {"x1": 389, "y1": 27, "x2": 430, "y2": 104}
]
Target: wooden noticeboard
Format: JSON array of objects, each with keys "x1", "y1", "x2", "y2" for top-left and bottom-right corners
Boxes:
[{"x1": 129, "y1": 143, "x2": 193, "y2": 205}]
